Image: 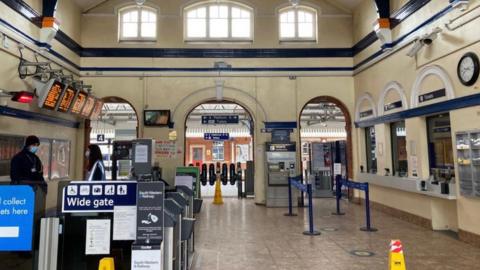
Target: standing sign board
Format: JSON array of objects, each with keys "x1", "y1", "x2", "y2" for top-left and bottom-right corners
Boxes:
[
  {"x1": 62, "y1": 181, "x2": 137, "y2": 213},
  {"x1": 131, "y1": 244, "x2": 162, "y2": 270},
  {"x1": 136, "y1": 182, "x2": 164, "y2": 244},
  {"x1": 0, "y1": 186, "x2": 35, "y2": 251}
]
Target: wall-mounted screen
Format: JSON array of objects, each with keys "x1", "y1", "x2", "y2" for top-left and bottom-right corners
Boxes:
[
  {"x1": 56, "y1": 86, "x2": 77, "y2": 113},
  {"x1": 70, "y1": 91, "x2": 87, "y2": 115},
  {"x1": 144, "y1": 110, "x2": 170, "y2": 126},
  {"x1": 90, "y1": 99, "x2": 104, "y2": 120},
  {"x1": 38, "y1": 80, "x2": 65, "y2": 110},
  {"x1": 81, "y1": 96, "x2": 96, "y2": 118}
]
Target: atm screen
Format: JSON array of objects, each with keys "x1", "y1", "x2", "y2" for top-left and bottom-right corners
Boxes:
[
  {"x1": 57, "y1": 86, "x2": 76, "y2": 113},
  {"x1": 70, "y1": 91, "x2": 87, "y2": 114},
  {"x1": 41, "y1": 80, "x2": 64, "y2": 110},
  {"x1": 81, "y1": 96, "x2": 96, "y2": 117},
  {"x1": 90, "y1": 100, "x2": 104, "y2": 120}
]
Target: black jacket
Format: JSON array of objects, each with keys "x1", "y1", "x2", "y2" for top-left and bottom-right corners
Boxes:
[{"x1": 10, "y1": 148, "x2": 47, "y2": 191}]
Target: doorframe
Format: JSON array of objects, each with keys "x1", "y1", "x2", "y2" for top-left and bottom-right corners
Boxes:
[{"x1": 189, "y1": 144, "x2": 206, "y2": 164}]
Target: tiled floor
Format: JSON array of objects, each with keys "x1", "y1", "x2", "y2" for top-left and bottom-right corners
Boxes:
[{"x1": 192, "y1": 198, "x2": 480, "y2": 270}]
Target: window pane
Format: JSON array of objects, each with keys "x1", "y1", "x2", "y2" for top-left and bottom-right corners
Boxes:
[
  {"x1": 232, "y1": 18, "x2": 250, "y2": 38},
  {"x1": 280, "y1": 11, "x2": 295, "y2": 23},
  {"x1": 298, "y1": 11, "x2": 313, "y2": 23},
  {"x1": 123, "y1": 10, "x2": 138, "y2": 23},
  {"x1": 298, "y1": 22, "x2": 313, "y2": 38},
  {"x1": 212, "y1": 141, "x2": 224, "y2": 161},
  {"x1": 427, "y1": 114, "x2": 454, "y2": 181},
  {"x1": 391, "y1": 121, "x2": 408, "y2": 177},
  {"x1": 365, "y1": 127, "x2": 377, "y2": 174},
  {"x1": 141, "y1": 22, "x2": 156, "y2": 37},
  {"x1": 188, "y1": 18, "x2": 207, "y2": 37},
  {"x1": 141, "y1": 10, "x2": 156, "y2": 23},
  {"x1": 123, "y1": 22, "x2": 138, "y2": 37},
  {"x1": 209, "y1": 18, "x2": 228, "y2": 38},
  {"x1": 280, "y1": 22, "x2": 295, "y2": 38}
]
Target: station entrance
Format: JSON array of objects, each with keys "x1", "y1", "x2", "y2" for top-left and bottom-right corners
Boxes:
[
  {"x1": 185, "y1": 101, "x2": 254, "y2": 197},
  {"x1": 87, "y1": 97, "x2": 138, "y2": 180},
  {"x1": 299, "y1": 97, "x2": 349, "y2": 197}
]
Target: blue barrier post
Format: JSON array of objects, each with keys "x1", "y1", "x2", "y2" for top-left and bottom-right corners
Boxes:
[
  {"x1": 331, "y1": 175, "x2": 345, "y2": 215},
  {"x1": 360, "y1": 183, "x2": 378, "y2": 232},
  {"x1": 303, "y1": 183, "x2": 320, "y2": 236},
  {"x1": 284, "y1": 177, "x2": 297, "y2": 216}
]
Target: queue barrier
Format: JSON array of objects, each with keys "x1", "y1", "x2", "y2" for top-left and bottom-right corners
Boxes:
[
  {"x1": 285, "y1": 176, "x2": 320, "y2": 236},
  {"x1": 333, "y1": 175, "x2": 377, "y2": 232}
]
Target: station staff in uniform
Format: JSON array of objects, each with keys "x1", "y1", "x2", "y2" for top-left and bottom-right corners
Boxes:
[{"x1": 10, "y1": 135, "x2": 47, "y2": 191}]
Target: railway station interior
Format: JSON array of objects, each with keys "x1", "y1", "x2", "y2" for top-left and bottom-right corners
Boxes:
[{"x1": 1, "y1": 0, "x2": 480, "y2": 269}]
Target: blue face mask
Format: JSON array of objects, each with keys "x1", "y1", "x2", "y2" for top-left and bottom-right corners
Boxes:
[{"x1": 29, "y1": 146, "x2": 38, "y2": 154}]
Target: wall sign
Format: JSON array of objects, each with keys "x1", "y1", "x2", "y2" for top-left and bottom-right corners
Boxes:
[
  {"x1": 419, "y1": 88, "x2": 446, "y2": 103},
  {"x1": 97, "y1": 134, "x2": 105, "y2": 142},
  {"x1": 384, "y1": 100, "x2": 403, "y2": 112},
  {"x1": 62, "y1": 181, "x2": 137, "y2": 213},
  {"x1": 204, "y1": 133, "x2": 229, "y2": 141},
  {"x1": 202, "y1": 115, "x2": 239, "y2": 124},
  {"x1": 155, "y1": 140, "x2": 177, "y2": 158},
  {"x1": 0, "y1": 186, "x2": 35, "y2": 251},
  {"x1": 85, "y1": 219, "x2": 111, "y2": 255},
  {"x1": 359, "y1": 110, "x2": 374, "y2": 118},
  {"x1": 131, "y1": 244, "x2": 162, "y2": 270},
  {"x1": 136, "y1": 182, "x2": 164, "y2": 244}
]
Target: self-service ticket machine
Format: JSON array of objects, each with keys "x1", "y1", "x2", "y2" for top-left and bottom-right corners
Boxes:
[{"x1": 265, "y1": 142, "x2": 297, "y2": 207}]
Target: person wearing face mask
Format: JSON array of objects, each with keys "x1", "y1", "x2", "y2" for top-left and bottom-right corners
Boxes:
[
  {"x1": 86, "y1": 144, "x2": 106, "y2": 181},
  {"x1": 10, "y1": 135, "x2": 47, "y2": 192}
]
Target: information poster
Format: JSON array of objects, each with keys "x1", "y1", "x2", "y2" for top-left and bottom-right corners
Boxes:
[
  {"x1": 136, "y1": 182, "x2": 164, "y2": 244},
  {"x1": 85, "y1": 219, "x2": 111, "y2": 255},
  {"x1": 113, "y1": 206, "x2": 136, "y2": 240},
  {"x1": 155, "y1": 140, "x2": 177, "y2": 158},
  {"x1": 131, "y1": 244, "x2": 162, "y2": 270},
  {"x1": 135, "y1": 145, "x2": 148, "y2": 163}
]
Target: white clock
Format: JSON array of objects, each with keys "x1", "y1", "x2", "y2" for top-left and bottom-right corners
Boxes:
[{"x1": 457, "y1": 52, "x2": 479, "y2": 86}]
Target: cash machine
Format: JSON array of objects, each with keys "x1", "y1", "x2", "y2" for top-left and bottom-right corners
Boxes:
[{"x1": 265, "y1": 129, "x2": 297, "y2": 207}]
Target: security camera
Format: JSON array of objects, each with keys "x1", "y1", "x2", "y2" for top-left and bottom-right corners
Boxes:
[{"x1": 406, "y1": 27, "x2": 442, "y2": 57}]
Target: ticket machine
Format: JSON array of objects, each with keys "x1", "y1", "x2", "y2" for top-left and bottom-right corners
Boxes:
[{"x1": 265, "y1": 142, "x2": 297, "y2": 207}]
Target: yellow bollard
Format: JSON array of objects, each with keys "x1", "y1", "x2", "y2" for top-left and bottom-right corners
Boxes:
[
  {"x1": 213, "y1": 174, "x2": 223, "y2": 205},
  {"x1": 389, "y1": 240, "x2": 406, "y2": 270},
  {"x1": 98, "y1": 257, "x2": 115, "y2": 270}
]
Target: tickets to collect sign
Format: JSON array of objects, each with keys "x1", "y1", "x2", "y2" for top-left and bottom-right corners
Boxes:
[
  {"x1": 0, "y1": 186, "x2": 35, "y2": 251},
  {"x1": 62, "y1": 181, "x2": 137, "y2": 213}
]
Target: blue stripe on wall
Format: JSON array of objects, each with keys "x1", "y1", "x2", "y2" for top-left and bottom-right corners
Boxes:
[
  {"x1": 80, "y1": 66, "x2": 353, "y2": 72},
  {"x1": 0, "y1": 106, "x2": 80, "y2": 128},
  {"x1": 355, "y1": 93, "x2": 480, "y2": 128}
]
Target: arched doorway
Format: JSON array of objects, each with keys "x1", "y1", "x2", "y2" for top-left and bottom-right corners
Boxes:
[
  {"x1": 184, "y1": 100, "x2": 254, "y2": 197},
  {"x1": 85, "y1": 96, "x2": 139, "y2": 179},
  {"x1": 299, "y1": 96, "x2": 353, "y2": 197}
]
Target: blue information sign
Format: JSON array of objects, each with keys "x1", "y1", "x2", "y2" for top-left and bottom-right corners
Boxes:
[
  {"x1": 62, "y1": 181, "x2": 137, "y2": 213},
  {"x1": 204, "y1": 133, "x2": 230, "y2": 141},
  {"x1": 0, "y1": 185, "x2": 35, "y2": 251},
  {"x1": 201, "y1": 115, "x2": 239, "y2": 124}
]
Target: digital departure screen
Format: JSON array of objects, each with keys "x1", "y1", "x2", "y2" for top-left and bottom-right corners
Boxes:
[
  {"x1": 41, "y1": 81, "x2": 64, "y2": 110},
  {"x1": 81, "y1": 96, "x2": 96, "y2": 118},
  {"x1": 70, "y1": 91, "x2": 87, "y2": 115},
  {"x1": 57, "y1": 86, "x2": 76, "y2": 113},
  {"x1": 90, "y1": 100, "x2": 104, "y2": 120}
]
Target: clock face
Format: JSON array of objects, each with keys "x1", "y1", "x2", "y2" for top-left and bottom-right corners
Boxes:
[{"x1": 458, "y1": 52, "x2": 479, "y2": 86}]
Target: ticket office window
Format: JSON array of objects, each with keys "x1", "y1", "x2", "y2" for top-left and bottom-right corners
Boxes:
[
  {"x1": 365, "y1": 126, "x2": 377, "y2": 174},
  {"x1": 390, "y1": 121, "x2": 408, "y2": 177},
  {"x1": 426, "y1": 114, "x2": 454, "y2": 182}
]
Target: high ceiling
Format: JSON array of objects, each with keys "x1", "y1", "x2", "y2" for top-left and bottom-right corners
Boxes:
[{"x1": 73, "y1": 0, "x2": 364, "y2": 13}]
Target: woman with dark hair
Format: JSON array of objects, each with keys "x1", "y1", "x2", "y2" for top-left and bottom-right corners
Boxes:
[{"x1": 86, "y1": 144, "x2": 106, "y2": 181}]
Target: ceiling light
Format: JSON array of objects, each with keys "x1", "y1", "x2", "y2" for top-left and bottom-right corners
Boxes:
[
  {"x1": 135, "y1": 0, "x2": 146, "y2": 6},
  {"x1": 290, "y1": 0, "x2": 300, "y2": 6}
]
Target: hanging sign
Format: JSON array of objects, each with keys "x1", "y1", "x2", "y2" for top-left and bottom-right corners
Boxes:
[
  {"x1": 97, "y1": 134, "x2": 105, "y2": 142},
  {"x1": 202, "y1": 115, "x2": 239, "y2": 124},
  {"x1": 204, "y1": 133, "x2": 229, "y2": 141},
  {"x1": 62, "y1": 181, "x2": 137, "y2": 213},
  {"x1": 419, "y1": 88, "x2": 446, "y2": 103},
  {"x1": 359, "y1": 110, "x2": 373, "y2": 118}
]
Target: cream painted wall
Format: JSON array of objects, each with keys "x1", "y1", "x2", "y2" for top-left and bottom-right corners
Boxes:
[{"x1": 353, "y1": 0, "x2": 480, "y2": 235}]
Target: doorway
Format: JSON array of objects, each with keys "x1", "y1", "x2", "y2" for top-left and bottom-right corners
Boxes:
[
  {"x1": 185, "y1": 101, "x2": 254, "y2": 197},
  {"x1": 299, "y1": 97, "x2": 352, "y2": 197},
  {"x1": 87, "y1": 97, "x2": 138, "y2": 180}
]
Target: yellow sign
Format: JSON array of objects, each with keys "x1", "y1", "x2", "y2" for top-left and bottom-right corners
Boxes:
[
  {"x1": 98, "y1": 257, "x2": 115, "y2": 270},
  {"x1": 389, "y1": 240, "x2": 406, "y2": 270}
]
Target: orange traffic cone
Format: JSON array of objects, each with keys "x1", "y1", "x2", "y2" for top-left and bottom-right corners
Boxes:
[{"x1": 213, "y1": 174, "x2": 223, "y2": 205}]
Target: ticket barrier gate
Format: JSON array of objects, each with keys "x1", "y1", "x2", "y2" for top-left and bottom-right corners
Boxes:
[
  {"x1": 166, "y1": 189, "x2": 195, "y2": 270},
  {"x1": 164, "y1": 198, "x2": 182, "y2": 270}
]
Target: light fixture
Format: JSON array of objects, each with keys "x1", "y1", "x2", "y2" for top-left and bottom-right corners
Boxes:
[
  {"x1": 290, "y1": 0, "x2": 300, "y2": 7},
  {"x1": 11, "y1": 91, "x2": 34, "y2": 104},
  {"x1": 135, "y1": 0, "x2": 146, "y2": 6},
  {"x1": 451, "y1": 0, "x2": 469, "y2": 12}
]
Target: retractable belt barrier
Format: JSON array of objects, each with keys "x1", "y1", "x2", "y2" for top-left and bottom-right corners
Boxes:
[
  {"x1": 333, "y1": 175, "x2": 378, "y2": 232},
  {"x1": 285, "y1": 176, "x2": 320, "y2": 236}
]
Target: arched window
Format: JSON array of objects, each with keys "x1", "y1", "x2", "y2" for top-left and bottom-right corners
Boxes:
[
  {"x1": 279, "y1": 6, "x2": 316, "y2": 41},
  {"x1": 184, "y1": 1, "x2": 253, "y2": 41},
  {"x1": 119, "y1": 6, "x2": 157, "y2": 41}
]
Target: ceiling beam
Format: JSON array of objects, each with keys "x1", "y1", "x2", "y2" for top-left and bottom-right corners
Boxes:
[
  {"x1": 374, "y1": 0, "x2": 390, "y2": 19},
  {"x1": 42, "y1": 0, "x2": 58, "y2": 17}
]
